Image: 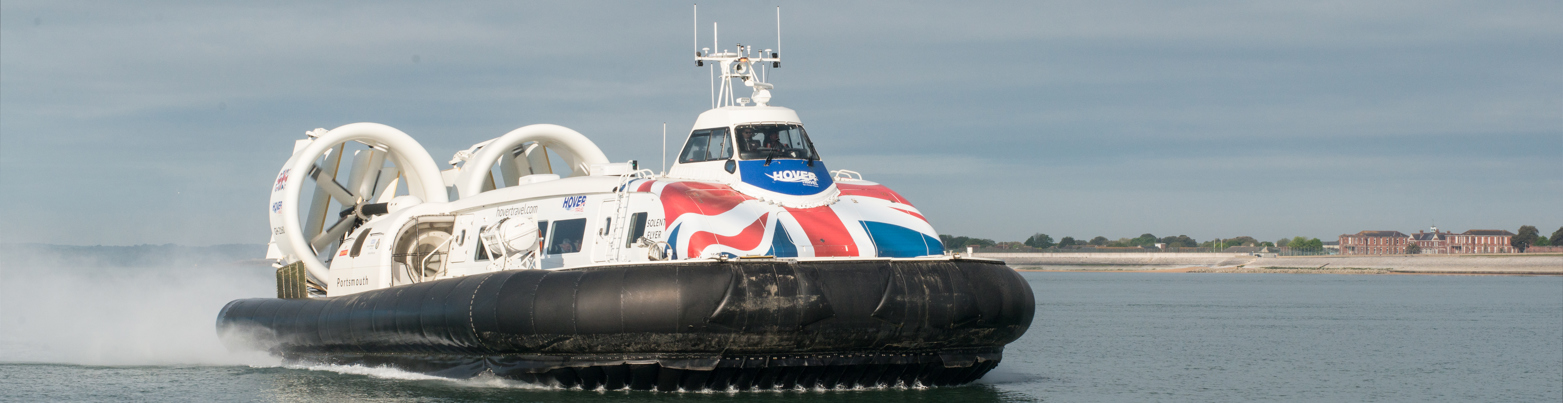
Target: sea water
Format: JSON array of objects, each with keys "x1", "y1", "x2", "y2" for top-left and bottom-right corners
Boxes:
[{"x1": 2, "y1": 255, "x2": 1559, "y2": 402}]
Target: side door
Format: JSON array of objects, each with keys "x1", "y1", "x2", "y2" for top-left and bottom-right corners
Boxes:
[
  {"x1": 591, "y1": 199, "x2": 620, "y2": 262},
  {"x1": 443, "y1": 214, "x2": 475, "y2": 275}
]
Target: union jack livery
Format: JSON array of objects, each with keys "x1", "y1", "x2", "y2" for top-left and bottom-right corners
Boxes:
[
  {"x1": 634, "y1": 179, "x2": 942, "y2": 260},
  {"x1": 227, "y1": 12, "x2": 1031, "y2": 392}
]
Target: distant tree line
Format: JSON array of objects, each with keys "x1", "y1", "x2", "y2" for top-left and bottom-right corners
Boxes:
[
  {"x1": 1277, "y1": 236, "x2": 1324, "y2": 250},
  {"x1": 939, "y1": 235, "x2": 996, "y2": 250},
  {"x1": 1198, "y1": 236, "x2": 1276, "y2": 249},
  {"x1": 1510, "y1": 225, "x2": 1563, "y2": 252},
  {"x1": 947, "y1": 232, "x2": 1205, "y2": 250}
]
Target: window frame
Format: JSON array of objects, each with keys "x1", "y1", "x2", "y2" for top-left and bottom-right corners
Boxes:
[
  {"x1": 677, "y1": 128, "x2": 733, "y2": 163},
  {"x1": 625, "y1": 212, "x2": 649, "y2": 247},
  {"x1": 546, "y1": 218, "x2": 587, "y2": 255},
  {"x1": 734, "y1": 124, "x2": 818, "y2": 161}
]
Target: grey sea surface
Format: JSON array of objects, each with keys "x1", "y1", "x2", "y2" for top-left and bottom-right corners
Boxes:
[{"x1": 2, "y1": 260, "x2": 1560, "y2": 402}]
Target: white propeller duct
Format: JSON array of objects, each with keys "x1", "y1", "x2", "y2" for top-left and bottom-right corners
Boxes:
[
  {"x1": 496, "y1": 143, "x2": 555, "y2": 187},
  {"x1": 269, "y1": 123, "x2": 448, "y2": 287},
  {"x1": 454, "y1": 124, "x2": 609, "y2": 199}
]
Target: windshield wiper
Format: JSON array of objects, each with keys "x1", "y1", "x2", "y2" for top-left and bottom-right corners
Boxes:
[
  {"x1": 804, "y1": 139, "x2": 819, "y2": 167},
  {"x1": 764, "y1": 148, "x2": 780, "y2": 166}
]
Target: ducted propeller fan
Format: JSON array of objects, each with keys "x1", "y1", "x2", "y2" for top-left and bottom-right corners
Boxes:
[{"x1": 267, "y1": 123, "x2": 448, "y2": 289}]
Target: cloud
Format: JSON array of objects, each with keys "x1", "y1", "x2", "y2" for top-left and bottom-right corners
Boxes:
[{"x1": 1, "y1": 1, "x2": 1559, "y2": 244}]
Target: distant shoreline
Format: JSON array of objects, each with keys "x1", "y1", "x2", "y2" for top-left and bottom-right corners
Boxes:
[{"x1": 994, "y1": 253, "x2": 1563, "y2": 276}]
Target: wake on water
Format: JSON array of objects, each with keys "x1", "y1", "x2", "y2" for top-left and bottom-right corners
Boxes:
[
  {"x1": 286, "y1": 362, "x2": 961, "y2": 393},
  {"x1": 974, "y1": 367, "x2": 1041, "y2": 385}
]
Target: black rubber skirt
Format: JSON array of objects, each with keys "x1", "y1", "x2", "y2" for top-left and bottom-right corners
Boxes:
[{"x1": 217, "y1": 258, "x2": 1034, "y2": 390}]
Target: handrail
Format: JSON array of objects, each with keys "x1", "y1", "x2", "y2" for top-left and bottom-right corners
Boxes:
[
  {"x1": 830, "y1": 169, "x2": 862, "y2": 181},
  {"x1": 419, "y1": 234, "x2": 455, "y2": 281},
  {"x1": 601, "y1": 170, "x2": 655, "y2": 262}
]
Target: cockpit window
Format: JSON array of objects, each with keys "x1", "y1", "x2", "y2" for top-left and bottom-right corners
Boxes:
[
  {"x1": 678, "y1": 131, "x2": 708, "y2": 163},
  {"x1": 736, "y1": 124, "x2": 816, "y2": 161},
  {"x1": 709, "y1": 130, "x2": 733, "y2": 160},
  {"x1": 677, "y1": 128, "x2": 732, "y2": 163}
]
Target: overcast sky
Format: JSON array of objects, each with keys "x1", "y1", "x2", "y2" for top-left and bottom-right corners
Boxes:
[{"x1": 2, "y1": 1, "x2": 1559, "y2": 246}]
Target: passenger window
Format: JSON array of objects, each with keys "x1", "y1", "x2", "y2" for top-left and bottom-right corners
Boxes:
[
  {"x1": 626, "y1": 212, "x2": 649, "y2": 247},
  {"x1": 547, "y1": 219, "x2": 586, "y2": 254}
]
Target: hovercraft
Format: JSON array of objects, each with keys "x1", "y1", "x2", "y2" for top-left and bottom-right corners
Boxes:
[{"x1": 218, "y1": 15, "x2": 1034, "y2": 391}]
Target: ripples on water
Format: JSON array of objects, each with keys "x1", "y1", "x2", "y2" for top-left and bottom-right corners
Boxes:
[
  {"x1": 0, "y1": 363, "x2": 1037, "y2": 402},
  {"x1": 2, "y1": 263, "x2": 1560, "y2": 402}
]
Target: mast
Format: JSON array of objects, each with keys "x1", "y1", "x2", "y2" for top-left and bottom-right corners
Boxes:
[{"x1": 693, "y1": 8, "x2": 782, "y2": 108}]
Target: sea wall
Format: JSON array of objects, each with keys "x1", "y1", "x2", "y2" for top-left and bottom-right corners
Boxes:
[{"x1": 981, "y1": 252, "x2": 1563, "y2": 274}]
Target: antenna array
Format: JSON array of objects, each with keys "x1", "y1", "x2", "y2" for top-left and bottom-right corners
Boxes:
[{"x1": 692, "y1": 5, "x2": 783, "y2": 109}]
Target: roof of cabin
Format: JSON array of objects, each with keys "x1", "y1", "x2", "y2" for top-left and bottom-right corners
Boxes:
[{"x1": 691, "y1": 105, "x2": 802, "y2": 130}]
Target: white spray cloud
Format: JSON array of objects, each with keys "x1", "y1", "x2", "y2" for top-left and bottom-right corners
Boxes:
[{"x1": 0, "y1": 244, "x2": 280, "y2": 366}]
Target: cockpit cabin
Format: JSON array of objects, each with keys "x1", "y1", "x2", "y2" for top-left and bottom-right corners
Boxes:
[{"x1": 666, "y1": 106, "x2": 835, "y2": 201}]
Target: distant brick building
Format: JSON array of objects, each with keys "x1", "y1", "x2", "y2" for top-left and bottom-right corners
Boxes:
[
  {"x1": 1340, "y1": 227, "x2": 1514, "y2": 255},
  {"x1": 1339, "y1": 231, "x2": 1410, "y2": 255},
  {"x1": 1448, "y1": 229, "x2": 1514, "y2": 254},
  {"x1": 1410, "y1": 228, "x2": 1453, "y2": 254}
]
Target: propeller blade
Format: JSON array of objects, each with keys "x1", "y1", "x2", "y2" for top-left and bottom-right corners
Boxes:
[
  {"x1": 312, "y1": 215, "x2": 357, "y2": 252},
  {"x1": 303, "y1": 144, "x2": 345, "y2": 239},
  {"x1": 369, "y1": 165, "x2": 401, "y2": 203},
  {"x1": 346, "y1": 149, "x2": 386, "y2": 203},
  {"x1": 524, "y1": 143, "x2": 553, "y2": 175},
  {"x1": 375, "y1": 175, "x2": 401, "y2": 203},
  {"x1": 498, "y1": 149, "x2": 519, "y2": 187},
  {"x1": 309, "y1": 163, "x2": 358, "y2": 205}
]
